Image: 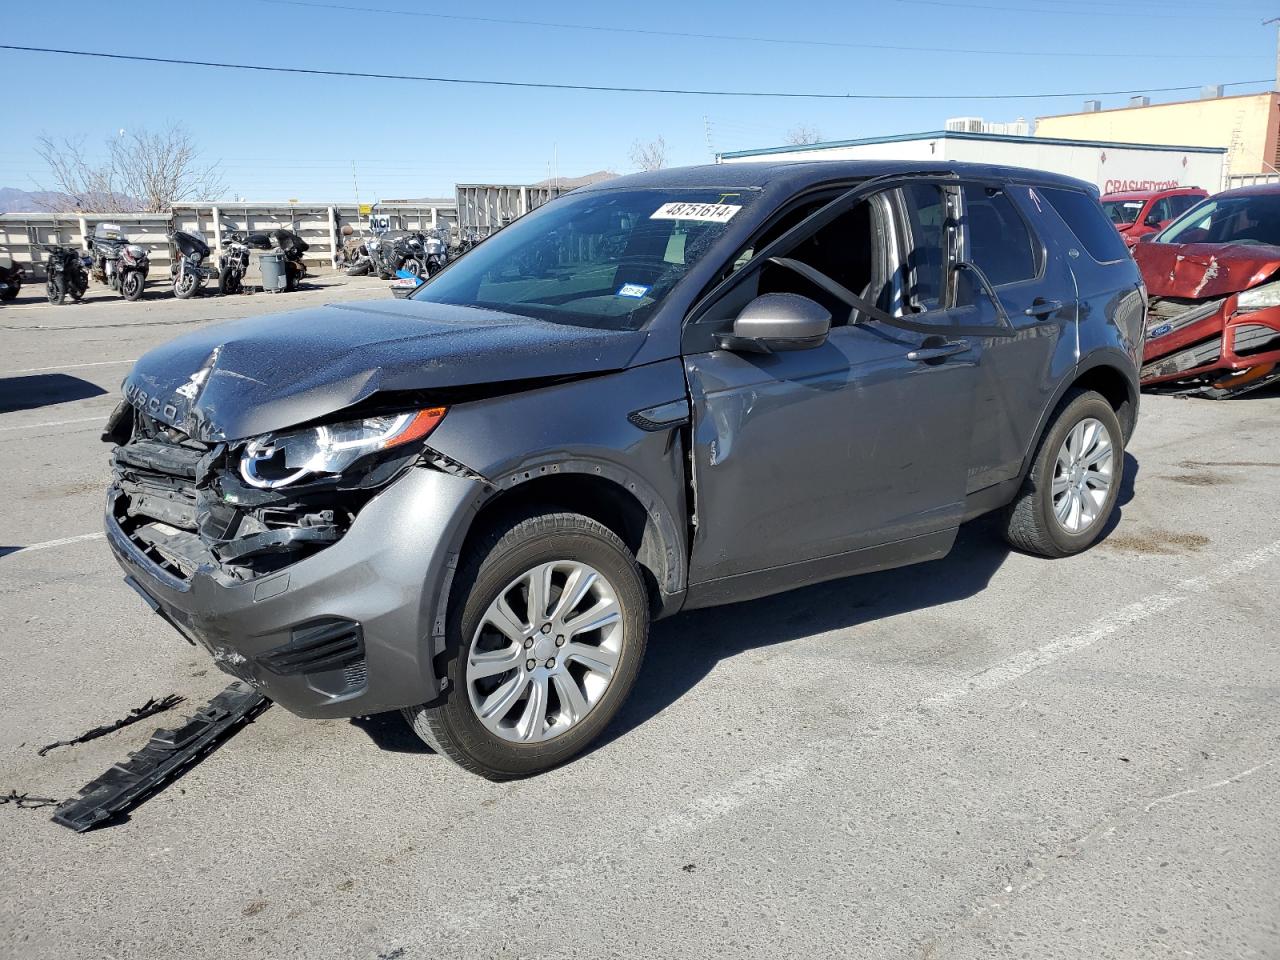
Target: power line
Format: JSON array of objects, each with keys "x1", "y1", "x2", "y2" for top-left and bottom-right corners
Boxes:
[
  {"x1": 0, "y1": 45, "x2": 1270, "y2": 101},
  {"x1": 252, "y1": 0, "x2": 1265, "y2": 60},
  {"x1": 893, "y1": 0, "x2": 1260, "y2": 19}
]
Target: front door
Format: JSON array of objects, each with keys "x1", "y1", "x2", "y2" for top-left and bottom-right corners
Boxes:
[{"x1": 682, "y1": 180, "x2": 988, "y2": 589}]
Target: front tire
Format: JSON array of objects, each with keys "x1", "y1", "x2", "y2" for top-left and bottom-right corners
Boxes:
[
  {"x1": 121, "y1": 271, "x2": 144, "y2": 301},
  {"x1": 402, "y1": 511, "x2": 649, "y2": 779},
  {"x1": 1001, "y1": 389, "x2": 1124, "y2": 558},
  {"x1": 1, "y1": 278, "x2": 20, "y2": 301},
  {"x1": 173, "y1": 270, "x2": 199, "y2": 299},
  {"x1": 47, "y1": 276, "x2": 65, "y2": 305}
]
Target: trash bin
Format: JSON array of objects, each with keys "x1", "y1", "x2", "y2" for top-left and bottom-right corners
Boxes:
[{"x1": 258, "y1": 251, "x2": 287, "y2": 293}]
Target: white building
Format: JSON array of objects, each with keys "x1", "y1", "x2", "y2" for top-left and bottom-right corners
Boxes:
[{"x1": 717, "y1": 130, "x2": 1226, "y2": 195}]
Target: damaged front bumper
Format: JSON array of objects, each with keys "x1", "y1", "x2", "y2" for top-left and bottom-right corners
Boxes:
[
  {"x1": 1141, "y1": 295, "x2": 1280, "y2": 398},
  {"x1": 106, "y1": 465, "x2": 480, "y2": 718}
]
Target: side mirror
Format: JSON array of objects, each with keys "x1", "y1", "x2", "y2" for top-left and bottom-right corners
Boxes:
[
  {"x1": 716, "y1": 293, "x2": 831, "y2": 354},
  {"x1": 1145, "y1": 213, "x2": 1162, "y2": 227}
]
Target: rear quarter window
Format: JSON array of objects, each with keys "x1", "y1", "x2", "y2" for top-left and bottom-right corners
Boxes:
[
  {"x1": 1039, "y1": 186, "x2": 1131, "y2": 263},
  {"x1": 962, "y1": 185, "x2": 1039, "y2": 286}
]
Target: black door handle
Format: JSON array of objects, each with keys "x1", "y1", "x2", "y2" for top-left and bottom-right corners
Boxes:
[
  {"x1": 907, "y1": 340, "x2": 970, "y2": 363},
  {"x1": 1024, "y1": 298, "x2": 1063, "y2": 319}
]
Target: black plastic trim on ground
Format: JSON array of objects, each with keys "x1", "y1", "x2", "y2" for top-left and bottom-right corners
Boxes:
[{"x1": 51, "y1": 681, "x2": 271, "y2": 833}]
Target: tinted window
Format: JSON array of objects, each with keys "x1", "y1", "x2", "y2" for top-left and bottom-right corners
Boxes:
[
  {"x1": 900, "y1": 183, "x2": 949, "y2": 311},
  {"x1": 1148, "y1": 198, "x2": 1173, "y2": 223},
  {"x1": 962, "y1": 186, "x2": 1037, "y2": 286},
  {"x1": 1040, "y1": 187, "x2": 1131, "y2": 262},
  {"x1": 1167, "y1": 194, "x2": 1204, "y2": 217}
]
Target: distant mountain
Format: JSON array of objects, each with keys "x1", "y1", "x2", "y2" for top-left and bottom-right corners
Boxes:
[
  {"x1": 0, "y1": 187, "x2": 72, "y2": 214},
  {"x1": 0, "y1": 186, "x2": 143, "y2": 214}
]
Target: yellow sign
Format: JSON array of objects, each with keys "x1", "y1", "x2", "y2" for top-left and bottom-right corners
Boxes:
[{"x1": 358, "y1": 204, "x2": 372, "y2": 216}]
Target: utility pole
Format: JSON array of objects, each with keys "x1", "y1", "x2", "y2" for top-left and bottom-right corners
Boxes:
[{"x1": 1268, "y1": 17, "x2": 1280, "y2": 91}]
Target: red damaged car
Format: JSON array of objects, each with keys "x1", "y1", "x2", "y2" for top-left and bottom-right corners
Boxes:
[
  {"x1": 1102, "y1": 187, "x2": 1207, "y2": 248},
  {"x1": 1135, "y1": 183, "x2": 1280, "y2": 398}
]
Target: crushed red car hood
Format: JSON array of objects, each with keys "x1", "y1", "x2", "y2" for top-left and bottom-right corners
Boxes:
[{"x1": 1134, "y1": 242, "x2": 1280, "y2": 298}]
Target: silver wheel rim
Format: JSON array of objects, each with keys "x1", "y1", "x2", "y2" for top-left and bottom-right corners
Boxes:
[
  {"x1": 466, "y1": 560, "x2": 623, "y2": 744},
  {"x1": 1052, "y1": 417, "x2": 1114, "y2": 534}
]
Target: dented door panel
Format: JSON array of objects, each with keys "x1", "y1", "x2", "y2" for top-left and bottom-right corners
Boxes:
[{"x1": 684, "y1": 322, "x2": 977, "y2": 586}]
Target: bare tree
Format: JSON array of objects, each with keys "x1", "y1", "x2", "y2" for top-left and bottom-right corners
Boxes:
[
  {"x1": 784, "y1": 125, "x2": 823, "y2": 146},
  {"x1": 34, "y1": 124, "x2": 226, "y2": 213},
  {"x1": 629, "y1": 136, "x2": 667, "y2": 172}
]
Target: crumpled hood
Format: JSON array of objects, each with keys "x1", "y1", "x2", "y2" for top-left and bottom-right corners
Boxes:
[
  {"x1": 123, "y1": 298, "x2": 648, "y2": 441},
  {"x1": 1134, "y1": 242, "x2": 1280, "y2": 298}
]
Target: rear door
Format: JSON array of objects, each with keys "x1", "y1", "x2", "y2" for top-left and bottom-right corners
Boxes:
[
  {"x1": 682, "y1": 179, "x2": 987, "y2": 588},
  {"x1": 956, "y1": 181, "x2": 1077, "y2": 491}
]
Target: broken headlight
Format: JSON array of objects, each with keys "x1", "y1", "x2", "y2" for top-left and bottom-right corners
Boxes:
[
  {"x1": 239, "y1": 408, "x2": 446, "y2": 489},
  {"x1": 1237, "y1": 279, "x2": 1280, "y2": 314}
]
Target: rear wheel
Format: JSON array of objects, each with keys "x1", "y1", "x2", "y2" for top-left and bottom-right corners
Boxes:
[
  {"x1": 402, "y1": 511, "x2": 649, "y2": 779},
  {"x1": 1001, "y1": 389, "x2": 1123, "y2": 558}
]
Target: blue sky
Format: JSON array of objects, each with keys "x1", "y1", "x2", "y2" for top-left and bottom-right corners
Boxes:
[{"x1": 3, "y1": 0, "x2": 1278, "y2": 201}]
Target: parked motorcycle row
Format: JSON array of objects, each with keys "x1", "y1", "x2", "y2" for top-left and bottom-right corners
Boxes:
[
  {"x1": 339, "y1": 226, "x2": 469, "y2": 281},
  {"x1": 0, "y1": 223, "x2": 313, "y2": 306}
]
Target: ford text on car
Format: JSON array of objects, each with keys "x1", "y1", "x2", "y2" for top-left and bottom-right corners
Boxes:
[{"x1": 103, "y1": 162, "x2": 1144, "y2": 778}]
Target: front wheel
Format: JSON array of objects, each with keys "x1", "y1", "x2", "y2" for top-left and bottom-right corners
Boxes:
[
  {"x1": 121, "y1": 270, "x2": 144, "y2": 301},
  {"x1": 0, "y1": 278, "x2": 19, "y2": 302},
  {"x1": 1001, "y1": 389, "x2": 1124, "y2": 558},
  {"x1": 47, "y1": 275, "x2": 65, "y2": 305},
  {"x1": 218, "y1": 265, "x2": 241, "y2": 296},
  {"x1": 402, "y1": 511, "x2": 649, "y2": 779},
  {"x1": 173, "y1": 269, "x2": 199, "y2": 299}
]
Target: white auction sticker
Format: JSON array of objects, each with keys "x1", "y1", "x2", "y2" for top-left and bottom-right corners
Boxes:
[{"x1": 650, "y1": 202, "x2": 742, "y2": 223}]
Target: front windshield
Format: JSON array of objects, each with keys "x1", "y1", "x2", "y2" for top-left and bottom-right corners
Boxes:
[
  {"x1": 1156, "y1": 194, "x2": 1280, "y2": 247},
  {"x1": 1102, "y1": 200, "x2": 1144, "y2": 225},
  {"x1": 412, "y1": 188, "x2": 756, "y2": 329}
]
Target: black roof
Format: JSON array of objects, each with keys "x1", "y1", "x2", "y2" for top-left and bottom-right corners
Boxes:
[{"x1": 581, "y1": 160, "x2": 1095, "y2": 196}]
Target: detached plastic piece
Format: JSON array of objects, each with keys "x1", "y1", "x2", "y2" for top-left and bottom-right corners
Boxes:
[{"x1": 51, "y1": 682, "x2": 271, "y2": 832}]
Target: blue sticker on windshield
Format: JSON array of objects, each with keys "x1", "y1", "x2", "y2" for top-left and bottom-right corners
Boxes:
[{"x1": 617, "y1": 283, "x2": 650, "y2": 299}]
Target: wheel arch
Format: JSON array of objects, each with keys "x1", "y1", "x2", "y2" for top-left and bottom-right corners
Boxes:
[
  {"x1": 1020, "y1": 353, "x2": 1139, "y2": 480},
  {"x1": 448, "y1": 459, "x2": 688, "y2": 621}
]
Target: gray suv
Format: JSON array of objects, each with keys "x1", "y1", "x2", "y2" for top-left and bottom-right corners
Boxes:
[{"x1": 104, "y1": 161, "x2": 1145, "y2": 778}]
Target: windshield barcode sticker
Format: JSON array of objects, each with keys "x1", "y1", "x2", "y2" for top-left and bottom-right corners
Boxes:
[{"x1": 651, "y1": 202, "x2": 742, "y2": 223}]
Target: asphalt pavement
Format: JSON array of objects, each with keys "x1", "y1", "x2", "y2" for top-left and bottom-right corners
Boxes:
[{"x1": 1, "y1": 275, "x2": 1277, "y2": 959}]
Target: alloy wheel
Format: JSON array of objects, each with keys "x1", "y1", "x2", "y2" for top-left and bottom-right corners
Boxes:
[
  {"x1": 465, "y1": 560, "x2": 623, "y2": 744},
  {"x1": 1051, "y1": 417, "x2": 1114, "y2": 534}
]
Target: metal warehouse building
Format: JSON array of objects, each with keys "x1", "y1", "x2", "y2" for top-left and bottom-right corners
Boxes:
[{"x1": 717, "y1": 130, "x2": 1226, "y2": 195}]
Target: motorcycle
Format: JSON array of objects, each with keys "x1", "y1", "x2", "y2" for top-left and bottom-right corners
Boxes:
[
  {"x1": 44, "y1": 245, "x2": 89, "y2": 305},
  {"x1": 248, "y1": 228, "x2": 309, "y2": 291},
  {"x1": 218, "y1": 231, "x2": 251, "y2": 295},
  {"x1": 169, "y1": 230, "x2": 213, "y2": 299},
  {"x1": 422, "y1": 229, "x2": 449, "y2": 276},
  {"x1": 88, "y1": 223, "x2": 150, "y2": 301},
  {"x1": 0, "y1": 253, "x2": 23, "y2": 302}
]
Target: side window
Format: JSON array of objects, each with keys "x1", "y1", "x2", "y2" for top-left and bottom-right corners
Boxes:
[
  {"x1": 754, "y1": 200, "x2": 878, "y2": 324},
  {"x1": 898, "y1": 183, "x2": 951, "y2": 312},
  {"x1": 1169, "y1": 194, "x2": 1203, "y2": 218},
  {"x1": 1039, "y1": 186, "x2": 1131, "y2": 263},
  {"x1": 1148, "y1": 198, "x2": 1172, "y2": 223},
  {"x1": 961, "y1": 185, "x2": 1038, "y2": 286}
]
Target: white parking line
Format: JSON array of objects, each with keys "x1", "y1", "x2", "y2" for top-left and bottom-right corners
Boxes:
[
  {"x1": 3, "y1": 532, "x2": 105, "y2": 556},
  {"x1": 1, "y1": 358, "x2": 135, "y2": 375},
  {"x1": 476, "y1": 537, "x2": 1280, "y2": 919},
  {"x1": 0, "y1": 415, "x2": 107, "y2": 433}
]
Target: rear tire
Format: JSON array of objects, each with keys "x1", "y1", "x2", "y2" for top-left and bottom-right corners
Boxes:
[
  {"x1": 402, "y1": 510, "x2": 649, "y2": 779},
  {"x1": 1001, "y1": 389, "x2": 1124, "y2": 558}
]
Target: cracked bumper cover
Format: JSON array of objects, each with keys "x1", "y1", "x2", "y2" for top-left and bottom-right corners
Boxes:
[{"x1": 105, "y1": 467, "x2": 481, "y2": 719}]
